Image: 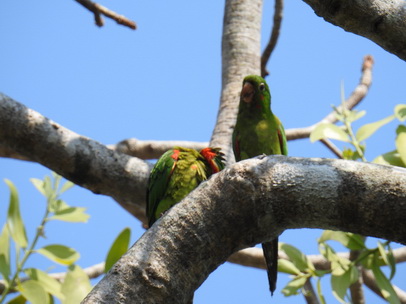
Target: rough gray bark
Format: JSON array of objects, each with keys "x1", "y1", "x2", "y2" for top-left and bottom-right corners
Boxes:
[
  {"x1": 302, "y1": 0, "x2": 406, "y2": 61},
  {"x1": 209, "y1": 0, "x2": 262, "y2": 162},
  {"x1": 82, "y1": 156, "x2": 406, "y2": 303},
  {"x1": 0, "y1": 93, "x2": 150, "y2": 222}
]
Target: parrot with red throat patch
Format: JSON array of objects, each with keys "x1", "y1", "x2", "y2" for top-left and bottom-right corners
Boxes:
[
  {"x1": 146, "y1": 146, "x2": 225, "y2": 228},
  {"x1": 232, "y1": 75, "x2": 288, "y2": 296}
]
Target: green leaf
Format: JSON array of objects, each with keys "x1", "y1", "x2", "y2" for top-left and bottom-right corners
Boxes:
[
  {"x1": 318, "y1": 243, "x2": 351, "y2": 275},
  {"x1": 43, "y1": 176, "x2": 54, "y2": 200},
  {"x1": 16, "y1": 280, "x2": 49, "y2": 304},
  {"x1": 51, "y1": 172, "x2": 62, "y2": 193},
  {"x1": 373, "y1": 150, "x2": 405, "y2": 167},
  {"x1": 280, "y1": 243, "x2": 315, "y2": 273},
  {"x1": 377, "y1": 242, "x2": 396, "y2": 281},
  {"x1": 0, "y1": 224, "x2": 11, "y2": 281},
  {"x1": 48, "y1": 199, "x2": 70, "y2": 214},
  {"x1": 5, "y1": 180, "x2": 28, "y2": 249},
  {"x1": 61, "y1": 265, "x2": 92, "y2": 304},
  {"x1": 331, "y1": 266, "x2": 358, "y2": 304},
  {"x1": 24, "y1": 268, "x2": 65, "y2": 300},
  {"x1": 346, "y1": 110, "x2": 366, "y2": 123},
  {"x1": 355, "y1": 115, "x2": 394, "y2": 142},
  {"x1": 59, "y1": 180, "x2": 75, "y2": 194},
  {"x1": 372, "y1": 264, "x2": 400, "y2": 304},
  {"x1": 316, "y1": 278, "x2": 326, "y2": 304},
  {"x1": 386, "y1": 243, "x2": 397, "y2": 281},
  {"x1": 319, "y1": 231, "x2": 365, "y2": 250},
  {"x1": 396, "y1": 125, "x2": 406, "y2": 165},
  {"x1": 310, "y1": 123, "x2": 350, "y2": 143},
  {"x1": 281, "y1": 275, "x2": 308, "y2": 297},
  {"x1": 36, "y1": 245, "x2": 80, "y2": 266},
  {"x1": 105, "y1": 227, "x2": 131, "y2": 272},
  {"x1": 6, "y1": 294, "x2": 27, "y2": 304},
  {"x1": 394, "y1": 104, "x2": 406, "y2": 121},
  {"x1": 277, "y1": 259, "x2": 301, "y2": 275},
  {"x1": 30, "y1": 178, "x2": 47, "y2": 197},
  {"x1": 48, "y1": 207, "x2": 90, "y2": 223}
]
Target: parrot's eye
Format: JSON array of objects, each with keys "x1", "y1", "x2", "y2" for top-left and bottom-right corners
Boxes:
[{"x1": 259, "y1": 83, "x2": 265, "y2": 91}]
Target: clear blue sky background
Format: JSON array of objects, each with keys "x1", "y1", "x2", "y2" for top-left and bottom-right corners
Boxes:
[{"x1": 1, "y1": 1, "x2": 405, "y2": 303}]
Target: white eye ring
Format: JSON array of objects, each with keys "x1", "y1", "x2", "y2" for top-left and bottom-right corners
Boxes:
[{"x1": 259, "y1": 83, "x2": 265, "y2": 91}]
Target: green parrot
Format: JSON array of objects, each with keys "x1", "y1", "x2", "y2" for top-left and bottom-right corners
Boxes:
[
  {"x1": 146, "y1": 146, "x2": 225, "y2": 228},
  {"x1": 232, "y1": 75, "x2": 288, "y2": 295}
]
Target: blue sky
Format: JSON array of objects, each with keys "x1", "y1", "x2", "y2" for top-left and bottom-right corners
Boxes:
[{"x1": 1, "y1": 0, "x2": 405, "y2": 303}]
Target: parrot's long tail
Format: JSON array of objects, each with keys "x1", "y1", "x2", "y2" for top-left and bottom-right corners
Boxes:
[{"x1": 262, "y1": 238, "x2": 278, "y2": 296}]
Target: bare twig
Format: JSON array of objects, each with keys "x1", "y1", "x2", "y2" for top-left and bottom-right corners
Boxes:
[
  {"x1": 303, "y1": 278, "x2": 320, "y2": 304},
  {"x1": 320, "y1": 138, "x2": 344, "y2": 158},
  {"x1": 286, "y1": 55, "x2": 374, "y2": 140},
  {"x1": 261, "y1": 0, "x2": 284, "y2": 77},
  {"x1": 75, "y1": 0, "x2": 136, "y2": 30},
  {"x1": 349, "y1": 249, "x2": 365, "y2": 304}
]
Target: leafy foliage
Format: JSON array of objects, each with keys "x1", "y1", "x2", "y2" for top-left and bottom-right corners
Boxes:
[
  {"x1": 0, "y1": 174, "x2": 91, "y2": 304},
  {"x1": 288, "y1": 101, "x2": 406, "y2": 303}
]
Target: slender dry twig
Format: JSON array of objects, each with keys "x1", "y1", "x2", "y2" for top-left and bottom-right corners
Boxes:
[
  {"x1": 320, "y1": 138, "x2": 344, "y2": 158},
  {"x1": 303, "y1": 278, "x2": 320, "y2": 304},
  {"x1": 349, "y1": 249, "x2": 365, "y2": 304},
  {"x1": 261, "y1": 0, "x2": 284, "y2": 77},
  {"x1": 75, "y1": 0, "x2": 136, "y2": 30},
  {"x1": 286, "y1": 55, "x2": 374, "y2": 140}
]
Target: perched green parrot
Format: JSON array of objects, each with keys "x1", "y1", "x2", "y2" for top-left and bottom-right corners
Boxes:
[
  {"x1": 146, "y1": 146, "x2": 225, "y2": 228},
  {"x1": 232, "y1": 75, "x2": 288, "y2": 295}
]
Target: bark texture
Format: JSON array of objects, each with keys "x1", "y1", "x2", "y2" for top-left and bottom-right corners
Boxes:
[
  {"x1": 83, "y1": 156, "x2": 406, "y2": 303},
  {"x1": 303, "y1": 0, "x2": 406, "y2": 61},
  {"x1": 0, "y1": 93, "x2": 150, "y2": 221}
]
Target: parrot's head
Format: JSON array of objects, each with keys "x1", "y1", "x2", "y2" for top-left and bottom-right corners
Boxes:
[
  {"x1": 240, "y1": 75, "x2": 271, "y2": 110},
  {"x1": 200, "y1": 147, "x2": 225, "y2": 174}
]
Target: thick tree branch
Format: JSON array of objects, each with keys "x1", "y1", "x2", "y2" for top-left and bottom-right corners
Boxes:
[
  {"x1": 286, "y1": 55, "x2": 373, "y2": 140},
  {"x1": 302, "y1": 0, "x2": 406, "y2": 61},
  {"x1": 209, "y1": 0, "x2": 263, "y2": 162},
  {"x1": 261, "y1": 0, "x2": 284, "y2": 77},
  {"x1": 0, "y1": 93, "x2": 150, "y2": 223},
  {"x1": 0, "y1": 56, "x2": 371, "y2": 163},
  {"x1": 82, "y1": 157, "x2": 406, "y2": 303},
  {"x1": 75, "y1": 0, "x2": 136, "y2": 30}
]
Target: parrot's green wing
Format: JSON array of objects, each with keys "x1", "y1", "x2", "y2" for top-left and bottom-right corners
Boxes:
[
  {"x1": 146, "y1": 147, "x2": 225, "y2": 229},
  {"x1": 276, "y1": 116, "x2": 288, "y2": 156},
  {"x1": 146, "y1": 149, "x2": 179, "y2": 227}
]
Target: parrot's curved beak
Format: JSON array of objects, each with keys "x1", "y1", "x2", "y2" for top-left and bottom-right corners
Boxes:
[{"x1": 241, "y1": 82, "x2": 254, "y2": 103}]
